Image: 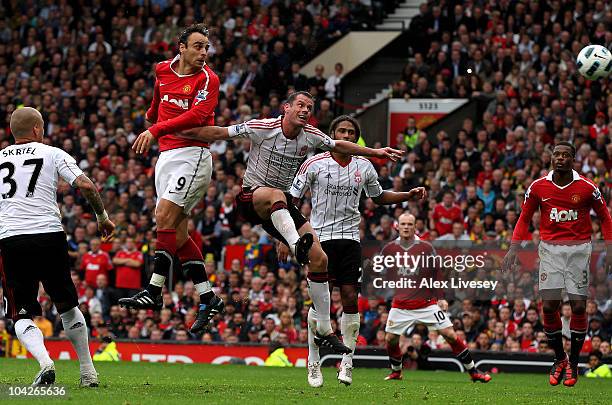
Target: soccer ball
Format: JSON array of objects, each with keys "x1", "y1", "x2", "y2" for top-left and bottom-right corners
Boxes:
[{"x1": 576, "y1": 45, "x2": 612, "y2": 80}]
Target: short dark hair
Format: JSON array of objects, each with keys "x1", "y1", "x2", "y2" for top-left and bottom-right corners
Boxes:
[
  {"x1": 178, "y1": 24, "x2": 209, "y2": 46},
  {"x1": 286, "y1": 91, "x2": 314, "y2": 104},
  {"x1": 329, "y1": 115, "x2": 361, "y2": 141},
  {"x1": 554, "y1": 141, "x2": 576, "y2": 157},
  {"x1": 589, "y1": 350, "x2": 603, "y2": 361}
]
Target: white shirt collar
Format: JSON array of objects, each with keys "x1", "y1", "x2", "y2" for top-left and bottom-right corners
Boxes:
[
  {"x1": 169, "y1": 54, "x2": 205, "y2": 78},
  {"x1": 545, "y1": 169, "x2": 580, "y2": 182}
]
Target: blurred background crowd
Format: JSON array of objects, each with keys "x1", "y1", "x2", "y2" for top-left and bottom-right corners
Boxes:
[{"x1": 0, "y1": 0, "x2": 610, "y2": 357}]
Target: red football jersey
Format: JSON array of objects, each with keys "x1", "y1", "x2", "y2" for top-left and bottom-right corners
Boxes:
[
  {"x1": 379, "y1": 238, "x2": 443, "y2": 310},
  {"x1": 146, "y1": 55, "x2": 220, "y2": 152},
  {"x1": 114, "y1": 249, "x2": 144, "y2": 290},
  {"x1": 81, "y1": 250, "x2": 113, "y2": 286},
  {"x1": 433, "y1": 203, "x2": 462, "y2": 236},
  {"x1": 513, "y1": 170, "x2": 612, "y2": 243}
]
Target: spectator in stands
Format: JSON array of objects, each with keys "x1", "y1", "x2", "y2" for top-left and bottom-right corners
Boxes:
[
  {"x1": 307, "y1": 64, "x2": 327, "y2": 97},
  {"x1": 112, "y1": 238, "x2": 144, "y2": 297},
  {"x1": 432, "y1": 191, "x2": 463, "y2": 236},
  {"x1": 80, "y1": 239, "x2": 113, "y2": 287},
  {"x1": 325, "y1": 62, "x2": 344, "y2": 101}
]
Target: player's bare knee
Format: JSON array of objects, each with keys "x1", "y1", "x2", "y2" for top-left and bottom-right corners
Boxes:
[
  {"x1": 440, "y1": 327, "x2": 456, "y2": 342},
  {"x1": 155, "y1": 208, "x2": 173, "y2": 228},
  {"x1": 155, "y1": 199, "x2": 185, "y2": 229},
  {"x1": 309, "y1": 248, "x2": 328, "y2": 272},
  {"x1": 269, "y1": 189, "x2": 287, "y2": 204}
]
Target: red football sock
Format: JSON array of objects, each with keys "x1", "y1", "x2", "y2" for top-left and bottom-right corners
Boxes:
[
  {"x1": 449, "y1": 336, "x2": 467, "y2": 356},
  {"x1": 176, "y1": 237, "x2": 203, "y2": 262},
  {"x1": 157, "y1": 229, "x2": 177, "y2": 256},
  {"x1": 386, "y1": 340, "x2": 403, "y2": 370}
]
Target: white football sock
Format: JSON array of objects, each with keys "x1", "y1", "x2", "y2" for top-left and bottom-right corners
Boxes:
[
  {"x1": 307, "y1": 307, "x2": 320, "y2": 363},
  {"x1": 60, "y1": 307, "x2": 96, "y2": 375},
  {"x1": 341, "y1": 313, "x2": 361, "y2": 366},
  {"x1": 270, "y1": 208, "x2": 300, "y2": 254},
  {"x1": 308, "y1": 280, "x2": 332, "y2": 335},
  {"x1": 15, "y1": 319, "x2": 54, "y2": 369}
]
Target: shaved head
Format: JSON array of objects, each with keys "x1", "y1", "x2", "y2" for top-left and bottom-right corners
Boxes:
[
  {"x1": 397, "y1": 212, "x2": 416, "y2": 241},
  {"x1": 10, "y1": 107, "x2": 44, "y2": 140}
]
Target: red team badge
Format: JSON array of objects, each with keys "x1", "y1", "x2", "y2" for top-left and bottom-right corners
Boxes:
[
  {"x1": 571, "y1": 194, "x2": 580, "y2": 204},
  {"x1": 183, "y1": 84, "x2": 192, "y2": 93},
  {"x1": 299, "y1": 145, "x2": 308, "y2": 156},
  {"x1": 354, "y1": 170, "x2": 362, "y2": 184}
]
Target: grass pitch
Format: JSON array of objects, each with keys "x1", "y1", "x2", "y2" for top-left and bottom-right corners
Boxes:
[{"x1": 0, "y1": 358, "x2": 610, "y2": 404}]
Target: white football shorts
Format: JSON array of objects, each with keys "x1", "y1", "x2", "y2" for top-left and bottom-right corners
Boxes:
[
  {"x1": 385, "y1": 304, "x2": 453, "y2": 335},
  {"x1": 155, "y1": 146, "x2": 212, "y2": 215},
  {"x1": 538, "y1": 241, "x2": 591, "y2": 296}
]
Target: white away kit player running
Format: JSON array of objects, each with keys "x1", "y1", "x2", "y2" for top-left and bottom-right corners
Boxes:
[{"x1": 0, "y1": 107, "x2": 115, "y2": 386}]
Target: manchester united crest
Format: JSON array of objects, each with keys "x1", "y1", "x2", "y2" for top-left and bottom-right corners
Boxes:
[
  {"x1": 183, "y1": 84, "x2": 192, "y2": 93},
  {"x1": 571, "y1": 194, "x2": 580, "y2": 204}
]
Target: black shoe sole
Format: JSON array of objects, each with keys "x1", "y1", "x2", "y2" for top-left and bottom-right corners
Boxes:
[
  {"x1": 118, "y1": 298, "x2": 162, "y2": 310},
  {"x1": 190, "y1": 300, "x2": 225, "y2": 334},
  {"x1": 314, "y1": 334, "x2": 352, "y2": 354},
  {"x1": 296, "y1": 233, "x2": 314, "y2": 265},
  {"x1": 34, "y1": 370, "x2": 55, "y2": 386}
]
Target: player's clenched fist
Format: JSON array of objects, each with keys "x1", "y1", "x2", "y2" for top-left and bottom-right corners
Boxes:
[
  {"x1": 132, "y1": 130, "x2": 155, "y2": 154},
  {"x1": 407, "y1": 187, "x2": 427, "y2": 200}
]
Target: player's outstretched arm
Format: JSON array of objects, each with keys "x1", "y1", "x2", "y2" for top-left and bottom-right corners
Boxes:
[
  {"x1": 74, "y1": 174, "x2": 115, "y2": 241},
  {"x1": 177, "y1": 126, "x2": 231, "y2": 142},
  {"x1": 372, "y1": 187, "x2": 428, "y2": 204},
  {"x1": 332, "y1": 140, "x2": 403, "y2": 162}
]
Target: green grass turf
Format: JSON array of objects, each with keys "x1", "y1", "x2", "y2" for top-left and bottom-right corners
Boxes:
[{"x1": 0, "y1": 358, "x2": 610, "y2": 404}]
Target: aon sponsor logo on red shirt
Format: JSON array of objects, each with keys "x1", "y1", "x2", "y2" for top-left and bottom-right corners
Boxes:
[
  {"x1": 550, "y1": 208, "x2": 578, "y2": 222},
  {"x1": 161, "y1": 94, "x2": 189, "y2": 109}
]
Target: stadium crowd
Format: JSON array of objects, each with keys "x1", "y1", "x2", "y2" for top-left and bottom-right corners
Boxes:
[{"x1": 0, "y1": 0, "x2": 610, "y2": 358}]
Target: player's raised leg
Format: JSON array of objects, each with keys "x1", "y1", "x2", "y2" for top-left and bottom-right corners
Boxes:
[
  {"x1": 338, "y1": 285, "x2": 360, "y2": 385},
  {"x1": 253, "y1": 187, "x2": 313, "y2": 264},
  {"x1": 119, "y1": 198, "x2": 183, "y2": 309},
  {"x1": 177, "y1": 217, "x2": 224, "y2": 333}
]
